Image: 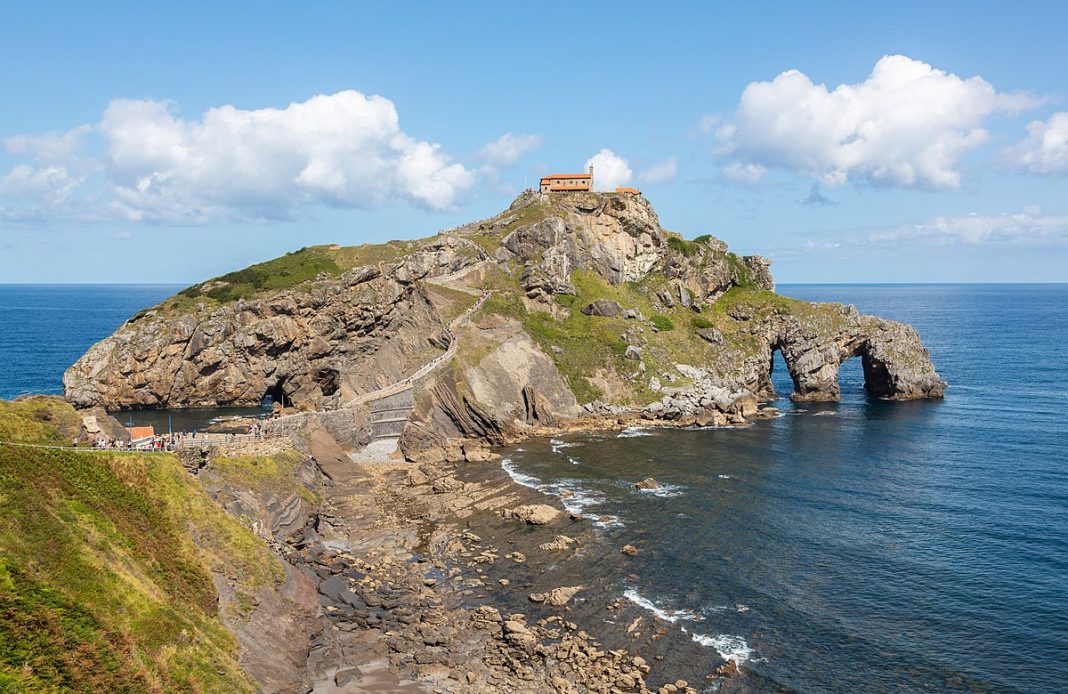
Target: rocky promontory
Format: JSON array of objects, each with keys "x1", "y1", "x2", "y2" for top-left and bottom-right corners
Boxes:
[{"x1": 65, "y1": 190, "x2": 945, "y2": 458}]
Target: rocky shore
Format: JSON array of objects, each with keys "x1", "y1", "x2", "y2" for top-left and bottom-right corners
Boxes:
[{"x1": 186, "y1": 424, "x2": 742, "y2": 694}]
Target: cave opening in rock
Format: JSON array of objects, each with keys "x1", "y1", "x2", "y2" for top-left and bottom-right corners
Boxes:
[
  {"x1": 262, "y1": 377, "x2": 288, "y2": 408},
  {"x1": 314, "y1": 368, "x2": 340, "y2": 397}
]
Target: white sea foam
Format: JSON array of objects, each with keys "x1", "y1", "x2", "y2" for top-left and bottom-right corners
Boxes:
[
  {"x1": 499, "y1": 459, "x2": 625, "y2": 529},
  {"x1": 623, "y1": 589, "x2": 698, "y2": 623},
  {"x1": 500, "y1": 457, "x2": 542, "y2": 490},
  {"x1": 617, "y1": 427, "x2": 654, "y2": 438},
  {"x1": 566, "y1": 456, "x2": 580, "y2": 465},
  {"x1": 550, "y1": 438, "x2": 580, "y2": 453},
  {"x1": 718, "y1": 474, "x2": 733, "y2": 480},
  {"x1": 688, "y1": 631, "x2": 755, "y2": 665}
]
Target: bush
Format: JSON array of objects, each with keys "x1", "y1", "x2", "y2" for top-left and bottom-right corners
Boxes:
[
  {"x1": 694, "y1": 234, "x2": 713, "y2": 244},
  {"x1": 651, "y1": 314, "x2": 675, "y2": 331},
  {"x1": 666, "y1": 236, "x2": 699, "y2": 258},
  {"x1": 692, "y1": 316, "x2": 716, "y2": 329}
]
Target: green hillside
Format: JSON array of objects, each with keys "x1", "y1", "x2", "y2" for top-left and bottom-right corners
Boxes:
[{"x1": 0, "y1": 398, "x2": 280, "y2": 692}]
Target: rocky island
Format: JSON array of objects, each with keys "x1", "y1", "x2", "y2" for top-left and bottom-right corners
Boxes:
[
  {"x1": 65, "y1": 189, "x2": 944, "y2": 459},
  {"x1": 0, "y1": 190, "x2": 945, "y2": 692}
]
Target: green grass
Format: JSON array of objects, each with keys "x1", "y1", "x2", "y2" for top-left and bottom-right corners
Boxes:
[
  {"x1": 208, "y1": 450, "x2": 319, "y2": 505},
  {"x1": 476, "y1": 268, "x2": 723, "y2": 403},
  {"x1": 0, "y1": 397, "x2": 83, "y2": 445},
  {"x1": 650, "y1": 314, "x2": 675, "y2": 331},
  {"x1": 666, "y1": 235, "x2": 701, "y2": 258},
  {"x1": 0, "y1": 398, "x2": 280, "y2": 691},
  {"x1": 142, "y1": 241, "x2": 415, "y2": 318}
]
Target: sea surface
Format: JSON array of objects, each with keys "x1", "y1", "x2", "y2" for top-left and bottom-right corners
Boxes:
[
  {"x1": 491, "y1": 284, "x2": 1068, "y2": 693},
  {"x1": 2, "y1": 283, "x2": 1066, "y2": 692}
]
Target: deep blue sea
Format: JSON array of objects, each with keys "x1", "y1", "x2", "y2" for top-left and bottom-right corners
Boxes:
[{"x1": 2, "y1": 283, "x2": 1066, "y2": 692}]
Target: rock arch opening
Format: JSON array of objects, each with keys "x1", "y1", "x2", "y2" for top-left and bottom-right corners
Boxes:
[{"x1": 770, "y1": 339, "x2": 897, "y2": 402}]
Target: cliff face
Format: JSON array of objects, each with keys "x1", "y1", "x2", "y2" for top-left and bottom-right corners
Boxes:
[{"x1": 65, "y1": 190, "x2": 945, "y2": 456}]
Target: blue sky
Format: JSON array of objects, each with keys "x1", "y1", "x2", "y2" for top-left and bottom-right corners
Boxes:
[{"x1": 2, "y1": 2, "x2": 1066, "y2": 283}]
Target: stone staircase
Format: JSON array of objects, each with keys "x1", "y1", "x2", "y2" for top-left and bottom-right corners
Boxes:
[{"x1": 352, "y1": 388, "x2": 415, "y2": 462}]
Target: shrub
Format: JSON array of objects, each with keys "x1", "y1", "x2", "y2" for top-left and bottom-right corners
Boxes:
[
  {"x1": 666, "y1": 236, "x2": 699, "y2": 258},
  {"x1": 651, "y1": 314, "x2": 675, "y2": 331},
  {"x1": 692, "y1": 316, "x2": 716, "y2": 329}
]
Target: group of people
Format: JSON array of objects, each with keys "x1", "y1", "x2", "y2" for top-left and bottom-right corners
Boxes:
[{"x1": 80, "y1": 420, "x2": 270, "y2": 452}]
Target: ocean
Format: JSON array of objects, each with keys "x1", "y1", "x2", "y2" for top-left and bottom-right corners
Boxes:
[{"x1": 1, "y1": 283, "x2": 1066, "y2": 692}]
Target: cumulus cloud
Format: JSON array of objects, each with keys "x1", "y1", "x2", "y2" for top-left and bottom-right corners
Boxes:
[
  {"x1": 584, "y1": 149, "x2": 632, "y2": 191},
  {"x1": 477, "y1": 133, "x2": 543, "y2": 168},
  {"x1": 717, "y1": 55, "x2": 1043, "y2": 189},
  {"x1": 1003, "y1": 111, "x2": 1068, "y2": 176},
  {"x1": 639, "y1": 157, "x2": 677, "y2": 184},
  {"x1": 0, "y1": 90, "x2": 475, "y2": 224}
]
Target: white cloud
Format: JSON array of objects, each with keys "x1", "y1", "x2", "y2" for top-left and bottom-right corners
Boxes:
[
  {"x1": 1004, "y1": 111, "x2": 1068, "y2": 176},
  {"x1": 477, "y1": 133, "x2": 543, "y2": 167},
  {"x1": 718, "y1": 55, "x2": 1043, "y2": 190},
  {"x1": 722, "y1": 162, "x2": 767, "y2": 182},
  {"x1": 695, "y1": 114, "x2": 721, "y2": 135},
  {"x1": 638, "y1": 157, "x2": 677, "y2": 184},
  {"x1": 1, "y1": 90, "x2": 475, "y2": 224},
  {"x1": 584, "y1": 149, "x2": 632, "y2": 191}
]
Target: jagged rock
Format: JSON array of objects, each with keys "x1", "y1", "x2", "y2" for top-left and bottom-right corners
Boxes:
[
  {"x1": 580, "y1": 300, "x2": 625, "y2": 318},
  {"x1": 633, "y1": 478, "x2": 660, "y2": 490},
  {"x1": 529, "y1": 586, "x2": 583, "y2": 606},
  {"x1": 696, "y1": 327, "x2": 725, "y2": 345},
  {"x1": 64, "y1": 236, "x2": 485, "y2": 410},
  {"x1": 501, "y1": 505, "x2": 561, "y2": 525},
  {"x1": 537, "y1": 535, "x2": 576, "y2": 551},
  {"x1": 624, "y1": 345, "x2": 642, "y2": 361},
  {"x1": 620, "y1": 544, "x2": 639, "y2": 556}
]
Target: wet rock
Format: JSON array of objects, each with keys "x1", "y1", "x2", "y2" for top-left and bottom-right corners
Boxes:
[
  {"x1": 620, "y1": 544, "x2": 639, "y2": 556},
  {"x1": 537, "y1": 535, "x2": 577, "y2": 551},
  {"x1": 633, "y1": 477, "x2": 660, "y2": 490},
  {"x1": 529, "y1": 586, "x2": 584, "y2": 607},
  {"x1": 501, "y1": 504, "x2": 561, "y2": 525}
]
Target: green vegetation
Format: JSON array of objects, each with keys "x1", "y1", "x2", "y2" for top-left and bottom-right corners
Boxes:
[
  {"x1": 0, "y1": 398, "x2": 280, "y2": 691},
  {"x1": 650, "y1": 314, "x2": 675, "y2": 331},
  {"x1": 208, "y1": 450, "x2": 318, "y2": 505},
  {"x1": 145, "y1": 240, "x2": 416, "y2": 317},
  {"x1": 477, "y1": 268, "x2": 724, "y2": 402},
  {"x1": 0, "y1": 397, "x2": 83, "y2": 445},
  {"x1": 666, "y1": 235, "x2": 701, "y2": 258},
  {"x1": 692, "y1": 316, "x2": 716, "y2": 330},
  {"x1": 178, "y1": 246, "x2": 342, "y2": 303}
]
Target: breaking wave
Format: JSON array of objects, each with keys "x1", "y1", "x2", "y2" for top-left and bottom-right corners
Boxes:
[
  {"x1": 687, "y1": 631, "x2": 755, "y2": 665},
  {"x1": 623, "y1": 588, "x2": 699, "y2": 623}
]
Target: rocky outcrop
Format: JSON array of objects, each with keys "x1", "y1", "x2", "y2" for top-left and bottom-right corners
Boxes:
[
  {"x1": 64, "y1": 237, "x2": 484, "y2": 410},
  {"x1": 501, "y1": 504, "x2": 562, "y2": 525}
]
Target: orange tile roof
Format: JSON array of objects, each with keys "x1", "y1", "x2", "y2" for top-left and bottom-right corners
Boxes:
[
  {"x1": 127, "y1": 426, "x2": 155, "y2": 439},
  {"x1": 540, "y1": 173, "x2": 592, "y2": 180},
  {"x1": 615, "y1": 186, "x2": 640, "y2": 194}
]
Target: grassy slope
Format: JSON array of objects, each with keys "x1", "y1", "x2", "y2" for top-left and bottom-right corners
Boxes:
[
  {"x1": 0, "y1": 398, "x2": 282, "y2": 692},
  {"x1": 144, "y1": 240, "x2": 418, "y2": 318}
]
